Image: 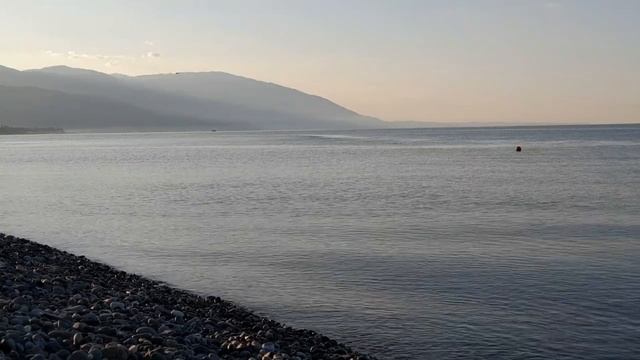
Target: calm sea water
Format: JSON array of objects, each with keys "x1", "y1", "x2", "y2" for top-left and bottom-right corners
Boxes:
[{"x1": 1, "y1": 125, "x2": 639, "y2": 359}]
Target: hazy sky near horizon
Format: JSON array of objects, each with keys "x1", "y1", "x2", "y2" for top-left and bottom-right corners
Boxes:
[{"x1": 1, "y1": 0, "x2": 639, "y2": 124}]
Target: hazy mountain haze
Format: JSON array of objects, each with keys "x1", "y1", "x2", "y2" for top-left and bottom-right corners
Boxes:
[
  {"x1": 0, "y1": 65, "x2": 384, "y2": 131},
  {"x1": 0, "y1": 85, "x2": 215, "y2": 131},
  {"x1": 129, "y1": 72, "x2": 359, "y2": 120}
]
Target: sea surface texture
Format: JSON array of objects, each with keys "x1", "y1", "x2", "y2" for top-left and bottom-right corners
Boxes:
[{"x1": 1, "y1": 125, "x2": 639, "y2": 359}]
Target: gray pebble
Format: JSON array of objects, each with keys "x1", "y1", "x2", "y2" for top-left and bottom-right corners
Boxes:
[
  {"x1": 69, "y1": 350, "x2": 89, "y2": 360},
  {"x1": 109, "y1": 302, "x2": 125, "y2": 312},
  {"x1": 88, "y1": 346, "x2": 103, "y2": 360},
  {"x1": 170, "y1": 310, "x2": 184, "y2": 320},
  {"x1": 135, "y1": 326, "x2": 156, "y2": 335},
  {"x1": 73, "y1": 333, "x2": 83, "y2": 346}
]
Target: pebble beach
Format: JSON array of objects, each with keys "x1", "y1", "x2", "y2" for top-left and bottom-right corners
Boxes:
[{"x1": 0, "y1": 234, "x2": 372, "y2": 360}]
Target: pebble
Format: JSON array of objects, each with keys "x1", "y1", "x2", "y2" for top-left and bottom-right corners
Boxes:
[
  {"x1": 88, "y1": 346, "x2": 103, "y2": 360},
  {"x1": 69, "y1": 350, "x2": 89, "y2": 360},
  {"x1": 73, "y1": 333, "x2": 83, "y2": 346},
  {"x1": 109, "y1": 302, "x2": 125, "y2": 312},
  {"x1": 170, "y1": 310, "x2": 184, "y2": 321},
  {"x1": 82, "y1": 312, "x2": 100, "y2": 325},
  {"x1": 102, "y1": 343, "x2": 128, "y2": 360},
  {"x1": 135, "y1": 327, "x2": 156, "y2": 335}
]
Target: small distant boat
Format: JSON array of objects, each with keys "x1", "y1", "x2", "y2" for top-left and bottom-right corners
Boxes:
[{"x1": 211, "y1": 129, "x2": 217, "y2": 132}]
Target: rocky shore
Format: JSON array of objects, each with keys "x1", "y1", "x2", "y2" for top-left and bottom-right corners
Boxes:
[{"x1": 0, "y1": 234, "x2": 373, "y2": 360}]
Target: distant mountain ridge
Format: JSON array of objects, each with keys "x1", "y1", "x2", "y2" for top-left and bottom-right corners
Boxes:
[
  {"x1": 128, "y1": 71, "x2": 359, "y2": 118},
  {"x1": 0, "y1": 65, "x2": 384, "y2": 131},
  {"x1": 0, "y1": 85, "x2": 214, "y2": 131}
]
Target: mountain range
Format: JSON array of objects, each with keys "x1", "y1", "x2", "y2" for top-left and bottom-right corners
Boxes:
[{"x1": 0, "y1": 65, "x2": 385, "y2": 131}]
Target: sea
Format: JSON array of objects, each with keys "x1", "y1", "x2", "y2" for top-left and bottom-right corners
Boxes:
[{"x1": 1, "y1": 125, "x2": 639, "y2": 359}]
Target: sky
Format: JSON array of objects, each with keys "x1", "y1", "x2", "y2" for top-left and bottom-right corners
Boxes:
[{"x1": 1, "y1": 0, "x2": 639, "y2": 124}]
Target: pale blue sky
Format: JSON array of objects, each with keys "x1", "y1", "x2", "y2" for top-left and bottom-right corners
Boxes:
[{"x1": 1, "y1": 0, "x2": 639, "y2": 123}]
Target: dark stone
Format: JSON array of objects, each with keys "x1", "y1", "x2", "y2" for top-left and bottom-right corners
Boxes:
[
  {"x1": 96, "y1": 327, "x2": 117, "y2": 337},
  {"x1": 44, "y1": 340, "x2": 62, "y2": 353},
  {"x1": 143, "y1": 350, "x2": 165, "y2": 360},
  {"x1": 48, "y1": 330, "x2": 71, "y2": 339},
  {"x1": 82, "y1": 313, "x2": 100, "y2": 326},
  {"x1": 73, "y1": 333, "x2": 84, "y2": 346},
  {"x1": 68, "y1": 350, "x2": 89, "y2": 360},
  {"x1": 135, "y1": 327, "x2": 156, "y2": 335},
  {"x1": 0, "y1": 338, "x2": 16, "y2": 352},
  {"x1": 88, "y1": 347, "x2": 103, "y2": 360},
  {"x1": 102, "y1": 344, "x2": 128, "y2": 360},
  {"x1": 56, "y1": 349, "x2": 71, "y2": 359},
  {"x1": 109, "y1": 302, "x2": 125, "y2": 312}
]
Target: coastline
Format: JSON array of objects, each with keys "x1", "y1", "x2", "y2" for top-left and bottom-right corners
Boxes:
[
  {"x1": 0, "y1": 233, "x2": 372, "y2": 360},
  {"x1": 0, "y1": 126, "x2": 64, "y2": 135}
]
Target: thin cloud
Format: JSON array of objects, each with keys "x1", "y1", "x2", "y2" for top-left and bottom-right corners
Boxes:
[
  {"x1": 144, "y1": 40, "x2": 155, "y2": 46},
  {"x1": 44, "y1": 50, "x2": 63, "y2": 57},
  {"x1": 44, "y1": 50, "x2": 136, "y2": 67},
  {"x1": 43, "y1": 49, "x2": 159, "y2": 67},
  {"x1": 44, "y1": 50, "x2": 132, "y2": 61},
  {"x1": 66, "y1": 51, "x2": 130, "y2": 61}
]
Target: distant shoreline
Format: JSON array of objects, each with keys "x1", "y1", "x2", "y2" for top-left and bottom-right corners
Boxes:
[
  {"x1": 0, "y1": 122, "x2": 637, "y2": 136},
  {"x1": 0, "y1": 125, "x2": 64, "y2": 135}
]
